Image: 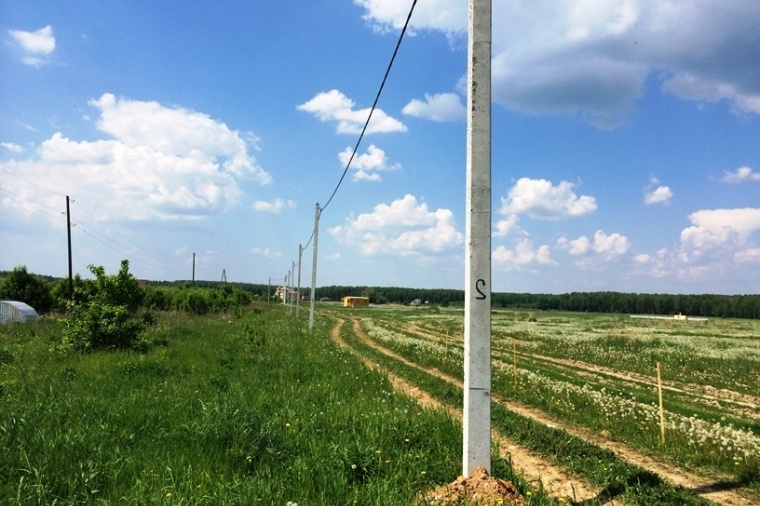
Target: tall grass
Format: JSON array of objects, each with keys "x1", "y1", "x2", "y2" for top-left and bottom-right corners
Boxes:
[{"x1": 1, "y1": 306, "x2": 468, "y2": 504}]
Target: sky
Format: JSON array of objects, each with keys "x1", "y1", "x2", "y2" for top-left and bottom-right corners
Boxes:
[{"x1": 1, "y1": 0, "x2": 759, "y2": 295}]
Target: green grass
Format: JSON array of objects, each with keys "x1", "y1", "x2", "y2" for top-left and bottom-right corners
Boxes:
[
  {"x1": 0, "y1": 306, "x2": 470, "y2": 505},
  {"x1": 335, "y1": 314, "x2": 714, "y2": 505}
]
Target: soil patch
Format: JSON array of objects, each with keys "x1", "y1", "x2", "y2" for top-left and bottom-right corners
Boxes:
[{"x1": 421, "y1": 466, "x2": 525, "y2": 505}]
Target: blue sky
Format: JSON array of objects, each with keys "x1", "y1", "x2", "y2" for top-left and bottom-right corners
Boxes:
[{"x1": 1, "y1": 0, "x2": 759, "y2": 295}]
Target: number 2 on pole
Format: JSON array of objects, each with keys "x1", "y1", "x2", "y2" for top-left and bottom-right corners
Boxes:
[{"x1": 475, "y1": 279, "x2": 487, "y2": 300}]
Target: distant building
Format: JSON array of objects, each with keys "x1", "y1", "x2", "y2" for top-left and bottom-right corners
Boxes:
[
  {"x1": 674, "y1": 313, "x2": 688, "y2": 321},
  {"x1": 343, "y1": 296, "x2": 369, "y2": 308},
  {"x1": 274, "y1": 286, "x2": 301, "y2": 301}
]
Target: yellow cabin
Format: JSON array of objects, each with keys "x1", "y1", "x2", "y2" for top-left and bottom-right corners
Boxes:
[{"x1": 343, "y1": 296, "x2": 369, "y2": 308}]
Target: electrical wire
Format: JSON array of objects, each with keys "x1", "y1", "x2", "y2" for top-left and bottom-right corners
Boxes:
[
  {"x1": 320, "y1": 0, "x2": 418, "y2": 214},
  {"x1": 293, "y1": 0, "x2": 417, "y2": 278}
]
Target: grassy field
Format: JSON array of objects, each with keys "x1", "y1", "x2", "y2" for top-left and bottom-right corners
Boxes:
[
  {"x1": 0, "y1": 305, "x2": 552, "y2": 505},
  {"x1": 1, "y1": 303, "x2": 758, "y2": 504},
  {"x1": 340, "y1": 305, "x2": 760, "y2": 504}
]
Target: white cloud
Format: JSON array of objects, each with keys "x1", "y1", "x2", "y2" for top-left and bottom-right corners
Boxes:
[
  {"x1": 674, "y1": 208, "x2": 760, "y2": 270},
  {"x1": 735, "y1": 248, "x2": 760, "y2": 263},
  {"x1": 500, "y1": 177, "x2": 597, "y2": 219},
  {"x1": 9, "y1": 25, "x2": 55, "y2": 67},
  {"x1": 402, "y1": 93, "x2": 466, "y2": 121},
  {"x1": 250, "y1": 247, "x2": 283, "y2": 258},
  {"x1": 329, "y1": 194, "x2": 463, "y2": 256},
  {"x1": 338, "y1": 144, "x2": 401, "y2": 182},
  {"x1": 557, "y1": 230, "x2": 630, "y2": 260},
  {"x1": 252, "y1": 198, "x2": 295, "y2": 213},
  {"x1": 592, "y1": 230, "x2": 631, "y2": 258},
  {"x1": 644, "y1": 185, "x2": 673, "y2": 205},
  {"x1": 493, "y1": 239, "x2": 554, "y2": 270},
  {"x1": 297, "y1": 89, "x2": 407, "y2": 135},
  {"x1": 0, "y1": 94, "x2": 270, "y2": 222},
  {"x1": 721, "y1": 166, "x2": 760, "y2": 183},
  {"x1": 1, "y1": 142, "x2": 24, "y2": 154},
  {"x1": 557, "y1": 235, "x2": 591, "y2": 255},
  {"x1": 356, "y1": 1, "x2": 760, "y2": 126},
  {"x1": 493, "y1": 214, "x2": 519, "y2": 237}
]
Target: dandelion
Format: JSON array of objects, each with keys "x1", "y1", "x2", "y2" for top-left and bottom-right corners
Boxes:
[
  {"x1": 285, "y1": 422, "x2": 291, "y2": 428},
  {"x1": 165, "y1": 492, "x2": 172, "y2": 498}
]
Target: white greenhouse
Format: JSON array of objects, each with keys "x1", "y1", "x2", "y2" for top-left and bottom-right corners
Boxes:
[{"x1": 0, "y1": 300, "x2": 39, "y2": 324}]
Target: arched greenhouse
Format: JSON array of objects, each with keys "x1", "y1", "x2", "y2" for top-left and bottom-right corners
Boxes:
[{"x1": 0, "y1": 300, "x2": 39, "y2": 324}]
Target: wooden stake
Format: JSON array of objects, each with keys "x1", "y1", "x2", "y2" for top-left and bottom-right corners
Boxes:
[
  {"x1": 512, "y1": 341, "x2": 517, "y2": 387},
  {"x1": 657, "y1": 362, "x2": 665, "y2": 444}
]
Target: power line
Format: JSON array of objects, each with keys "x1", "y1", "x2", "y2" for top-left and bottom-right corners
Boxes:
[
  {"x1": 0, "y1": 186, "x2": 66, "y2": 221},
  {"x1": 320, "y1": 0, "x2": 418, "y2": 214},
  {"x1": 73, "y1": 200, "x2": 175, "y2": 262}
]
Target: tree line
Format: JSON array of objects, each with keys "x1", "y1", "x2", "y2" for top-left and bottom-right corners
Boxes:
[{"x1": 2, "y1": 269, "x2": 759, "y2": 319}]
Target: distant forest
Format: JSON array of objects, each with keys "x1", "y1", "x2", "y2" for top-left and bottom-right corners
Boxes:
[
  {"x1": 157, "y1": 280, "x2": 760, "y2": 320},
  {"x1": 2, "y1": 271, "x2": 758, "y2": 319}
]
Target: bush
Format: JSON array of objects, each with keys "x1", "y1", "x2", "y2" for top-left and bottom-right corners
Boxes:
[
  {"x1": 63, "y1": 260, "x2": 146, "y2": 351},
  {"x1": 0, "y1": 265, "x2": 54, "y2": 313}
]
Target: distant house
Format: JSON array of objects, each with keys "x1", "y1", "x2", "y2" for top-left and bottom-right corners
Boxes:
[
  {"x1": 343, "y1": 296, "x2": 369, "y2": 308},
  {"x1": 0, "y1": 300, "x2": 39, "y2": 325}
]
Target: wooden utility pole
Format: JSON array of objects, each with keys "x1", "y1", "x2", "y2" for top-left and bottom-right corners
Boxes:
[
  {"x1": 192, "y1": 253, "x2": 196, "y2": 286},
  {"x1": 463, "y1": 0, "x2": 492, "y2": 477},
  {"x1": 66, "y1": 196, "x2": 74, "y2": 302}
]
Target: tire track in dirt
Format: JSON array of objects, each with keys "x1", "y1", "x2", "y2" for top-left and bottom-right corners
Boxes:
[
  {"x1": 343, "y1": 315, "x2": 757, "y2": 506},
  {"x1": 328, "y1": 316, "x2": 606, "y2": 503}
]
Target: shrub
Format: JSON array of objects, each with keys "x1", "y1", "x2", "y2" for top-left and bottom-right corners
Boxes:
[{"x1": 63, "y1": 260, "x2": 146, "y2": 351}]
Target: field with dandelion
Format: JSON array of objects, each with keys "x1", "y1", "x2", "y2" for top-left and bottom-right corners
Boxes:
[
  {"x1": 330, "y1": 304, "x2": 760, "y2": 504},
  {"x1": 1, "y1": 301, "x2": 758, "y2": 505}
]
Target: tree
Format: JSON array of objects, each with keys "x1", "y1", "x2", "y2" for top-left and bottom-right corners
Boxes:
[{"x1": 0, "y1": 265, "x2": 54, "y2": 313}]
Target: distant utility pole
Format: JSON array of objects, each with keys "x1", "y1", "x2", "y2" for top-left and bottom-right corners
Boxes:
[
  {"x1": 66, "y1": 196, "x2": 74, "y2": 302},
  {"x1": 268, "y1": 277, "x2": 271, "y2": 303},
  {"x1": 309, "y1": 204, "x2": 321, "y2": 330},
  {"x1": 296, "y1": 244, "x2": 303, "y2": 318},
  {"x1": 192, "y1": 253, "x2": 196, "y2": 286},
  {"x1": 463, "y1": 0, "x2": 492, "y2": 477}
]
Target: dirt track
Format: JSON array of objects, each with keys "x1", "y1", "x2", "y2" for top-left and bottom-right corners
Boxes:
[{"x1": 329, "y1": 313, "x2": 758, "y2": 506}]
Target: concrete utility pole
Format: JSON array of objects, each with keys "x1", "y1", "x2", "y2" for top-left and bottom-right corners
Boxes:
[
  {"x1": 309, "y1": 203, "x2": 320, "y2": 330},
  {"x1": 66, "y1": 196, "x2": 74, "y2": 302},
  {"x1": 296, "y1": 245, "x2": 303, "y2": 318},
  {"x1": 192, "y1": 253, "x2": 196, "y2": 286},
  {"x1": 463, "y1": 0, "x2": 492, "y2": 477}
]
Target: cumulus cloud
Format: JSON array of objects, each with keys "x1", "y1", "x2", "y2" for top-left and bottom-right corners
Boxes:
[
  {"x1": 9, "y1": 25, "x2": 55, "y2": 67},
  {"x1": 493, "y1": 214, "x2": 520, "y2": 237},
  {"x1": 402, "y1": 93, "x2": 466, "y2": 121},
  {"x1": 297, "y1": 89, "x2": 407, "y2": 135},
  {"x1": 338, "y1": 144, "x2": 401, "y2": 182},
  {"x1": 500, "y1": 177, "x2": 597, "y2": 219},
  {"x1": 676, "y1": 208, "x2": 760, "y2": 268},
  {"x1": 644, "y1": 180, "x2": 673, "y2": 205},
  {"x1": 557, "y1": 230, "x2": 630, "y2": 260},
  {"x1": 329, "y1": 194, "x2": 463, "y2": 256},
  {"x1": 593, "y1": 230, "x2": 631, "y2": 258},
  {"x1": 557, "y1": 235, "x2": 591, "y2": 255},
  {"x1": 493, "y1": 239, "x2": 554, "y2": 270},
  {"x1": 721, "y1": 166, "x2": 760, "y2": 183},
  {"x1": 252, "y1": 198, "x2": 295, "y2": 213},
  {"x1": 0, "y1": 94, "x2": 270, "y2": 221},
  {"x1": 355, "y1": 1, "x2": 760, "y2": 126}
]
